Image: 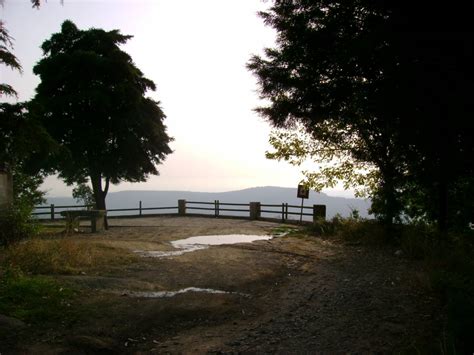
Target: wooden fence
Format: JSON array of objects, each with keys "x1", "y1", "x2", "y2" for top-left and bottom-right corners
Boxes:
[{"x1": 33, "y1": 200, "x2": 326, "y2": 223}]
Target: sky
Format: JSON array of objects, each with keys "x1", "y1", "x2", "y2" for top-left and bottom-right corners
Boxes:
[{"x1": 1, "y1": 0, "x2": 354, "y2": 198}]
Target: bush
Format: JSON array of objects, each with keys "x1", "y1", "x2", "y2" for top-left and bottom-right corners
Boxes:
[
  {"x1": 0, "y1": 202, "x2": 38, "y2": 247},
  {"x1": 309, "y1": 215, "x2": 387, "y2": 244}
]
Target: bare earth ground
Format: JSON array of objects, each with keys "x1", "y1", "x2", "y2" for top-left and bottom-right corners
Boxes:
[{"x1": 5, "y1": 216, "x2": 442, "y2": 353}]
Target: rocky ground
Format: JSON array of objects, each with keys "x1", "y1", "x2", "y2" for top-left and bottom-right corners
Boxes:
[{"x1": 1, "y1": 216, "x2": 443, "y2": 353}]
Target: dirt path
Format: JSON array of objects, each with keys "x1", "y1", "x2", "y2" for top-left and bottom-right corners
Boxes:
[{"x1": 11, "y1": 217, "x2": 442, "y2": 353}]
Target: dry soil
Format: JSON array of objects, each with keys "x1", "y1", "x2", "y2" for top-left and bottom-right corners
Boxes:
[{"x1": 3, "y1": 216, "x2": 443, "y2": 353}]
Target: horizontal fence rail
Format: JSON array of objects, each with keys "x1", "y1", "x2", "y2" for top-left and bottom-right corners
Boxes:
[{"x1": 33, "y1": 199, "x2": 326, "y2": 223}]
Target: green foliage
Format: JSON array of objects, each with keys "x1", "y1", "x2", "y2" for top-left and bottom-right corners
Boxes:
[
  {"x1": 248, "y1": 1, "x2": 474, "y2": 231},
  {"x1": 309, "y1": 215, "x2": 386, "y2": 244},
  {"x1": 0, "y1": 201, "x2": 38, "y2": 247},
  {"x1": 0, "y1": 102, "x2": 56, "y2": 210},
  {"x1": 0, "y1": 267, "x2": 75, "y2": 324},
  {"x1": 266, "y1": 127, "x2": 379, "y2": 198},
  {"x1": 0, "y1": 20, "x2": 22, "y2": 97},
  {"x1": 72, "y1": 183, "x2": 95, "y2": 208},
  {"x1": 271, "y1": 226, "x2": 301, "y2": 236},
  {"x1": 12, "y1": 167, "x2": 46, "y2": 207},
  {"x1": 397, "y1": 223, "x2": 438, "y2": 260},
  {"x1": 0, "y1": 103, "x2": 56, "y2": 170},
  {"x1": 309, "y1": 217, "x2": 474, "y2": 352},
  {"x1": 381, "y1": 222, "x2": 474, "y2": 352},
  {"x1": 31, "y1": 20, "x2": 173, "y2": 212}
]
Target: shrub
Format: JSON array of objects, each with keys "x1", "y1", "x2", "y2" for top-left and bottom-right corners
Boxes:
[
  {"x1": 309, "y1": 215, "x2": 386, "y2": 244},
  {"x1": 0, "y1": 202, "x2": 38, "y2": 247}
]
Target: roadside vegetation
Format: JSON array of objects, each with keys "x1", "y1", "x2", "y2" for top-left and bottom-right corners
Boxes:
[
  {"x1": 310, "y1": 215, "x2": 474, "y2": 353},
  {"x1": 0, "y1": 220, "x2": 137, "y2": 337}
]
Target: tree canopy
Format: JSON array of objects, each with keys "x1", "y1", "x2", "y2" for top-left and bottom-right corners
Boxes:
[
  {"x1": 31, "y1": 20, "x2": 173, "y2": 216},
  {"x1": 0, "y1": 21, "x2": 22, "y2": 98},
  {"x1": 248, "y1": 1, "x2": 474, "y2": 231},
  {"x1": 0, "y1": 103, "x2": 56, "y2": 206}
]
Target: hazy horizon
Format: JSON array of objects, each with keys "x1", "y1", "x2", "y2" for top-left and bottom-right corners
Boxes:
[
  {"x1": 3, "y1": 1, "x2": 353, "y2": 198},
  {"x1": 42, "y1": 184, "x2": 358, "y2": 199}
]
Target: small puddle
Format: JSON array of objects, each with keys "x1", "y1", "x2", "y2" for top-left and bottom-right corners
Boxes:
[
  {"x1": 173, "y1": 234, "x2": 273, "y2": 247},
  {"x1": 135, "y1": 234, "x2": 276, "y2": 258},
  {"x1": 121, "y1": 287, "x2": 247, "y2": 298}
]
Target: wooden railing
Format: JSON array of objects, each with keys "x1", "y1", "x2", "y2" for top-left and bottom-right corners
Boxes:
[{"x1": 33, "y1": 199, "x2": 326, "y2": 223}]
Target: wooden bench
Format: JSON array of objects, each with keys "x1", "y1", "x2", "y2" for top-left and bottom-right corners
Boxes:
[{"x1": 60, "y1": 210, "x2": 106, "y2": 233}]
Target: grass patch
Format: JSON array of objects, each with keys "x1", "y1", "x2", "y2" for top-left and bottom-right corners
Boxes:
[
  {"x1": 1, "y1": 237, "x2": 138, "y2": 275},
  {"x1": 271, "y1": 225, "x2": 301, "y2": 236},
  {"x1": 0, "y1": 268, "x2": 76, "y2": 325}
]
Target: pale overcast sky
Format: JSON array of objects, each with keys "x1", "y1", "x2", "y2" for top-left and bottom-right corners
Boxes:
[{"x1": 1, "y1": 0, "x2": 353, "y2": 197}]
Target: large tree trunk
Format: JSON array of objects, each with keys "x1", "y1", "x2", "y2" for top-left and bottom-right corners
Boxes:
[
  {"x1": 437, "y1": 178, "x2": 448, "y2": 234},
  {"x1": 90, "y1": 173, "x2": 110, "y2": 230},
  {"x1": 379, "y1": 162, "x2": 399, "y2": 232},
  {"x1": 437, "y1": 136, "x2": 449, "y2": 234}
]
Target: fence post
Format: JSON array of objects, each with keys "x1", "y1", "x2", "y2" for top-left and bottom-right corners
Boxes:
[
  {"x1": 285, "y1": 203, "x2": 289, "y2": 220},
  {"x1": 215, "y1": 200, "x2": 219, "y2": 217},
  {"x1": 178, "y1": 199, "x2": 186, "y2": 216},
  {"x1": 249, "y1": 202, "x2": 261, "y2": 220},
  {"x1": 50, "y1": 203, "x2": 55, "y2": 221},
  {"x1": 281, "y1": 203, "x2": 285, "y2": 222},
  {"x1": 139, "y1": 201, "x2": 142, "y2": 216},
  {"x1": 313, "y1": 204, "x2": 326, "y2": 222}
]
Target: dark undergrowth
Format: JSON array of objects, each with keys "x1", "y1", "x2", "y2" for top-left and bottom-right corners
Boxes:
[{"x1": 309, "y1": 215, "x2": 474, "y2": 354}]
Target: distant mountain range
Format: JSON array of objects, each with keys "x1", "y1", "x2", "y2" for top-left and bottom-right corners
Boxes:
[{"x1": 44, "y1": 186, "x2": 372, "y2": 220}]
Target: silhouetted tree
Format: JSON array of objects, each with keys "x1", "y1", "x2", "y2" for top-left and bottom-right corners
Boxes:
[
  {"x1": 32, "y1": 21, "x2": 173, "y2": 224},
  {"x1": 0, "y1": 21, "x2": 21, "y2": 97},
  {"x1": 0, "y1": 103, "x2": 56, "y2": 206},
  {"x1": 248, "y1": 1, "x2": 474, "y2": 231}
]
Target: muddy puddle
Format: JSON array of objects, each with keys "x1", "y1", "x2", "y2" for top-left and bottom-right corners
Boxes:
[
  {"x1": 135, "y1": 234, "x2": 278, "y2": 258},
  {"x1": 120, "y1": 287, "x2": 248, "y2": 298}
]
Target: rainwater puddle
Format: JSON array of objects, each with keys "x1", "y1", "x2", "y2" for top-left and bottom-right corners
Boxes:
[
  {"x1": 135, "y1": 234, "x2": 276, "y2": 258},
  {"x1": 121, "y1": 287, "x2": 247, "y2": 298}
]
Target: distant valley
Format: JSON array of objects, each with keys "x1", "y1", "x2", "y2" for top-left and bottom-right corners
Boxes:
[{"x1": 44, "y1": 186, "x2": 372, "y2": 220}]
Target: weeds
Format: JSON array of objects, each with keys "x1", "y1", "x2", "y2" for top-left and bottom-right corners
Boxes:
[
  {"x1": 0, "y1": 267, "x2": 76, "y2": 324},
  {"x1": 271, "y1": 226, "x2": 301, "y2": 236},
  {"x1": 2, "y1": 237, "x2": 137, "y2": 275},
  {"x1": 309, "y1": 215, "x2": 386, "y2": 244},
  {"x1": 429, "y1": 243, "x2": 474, "y2": 354},
  {"x1": 308, "y1": 216, "x2": 474, "y2": 353}
]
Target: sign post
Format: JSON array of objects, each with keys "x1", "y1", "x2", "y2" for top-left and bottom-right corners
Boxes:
[{"x1": 297, "y1": 184, "x2": 309, "y2": 223}]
